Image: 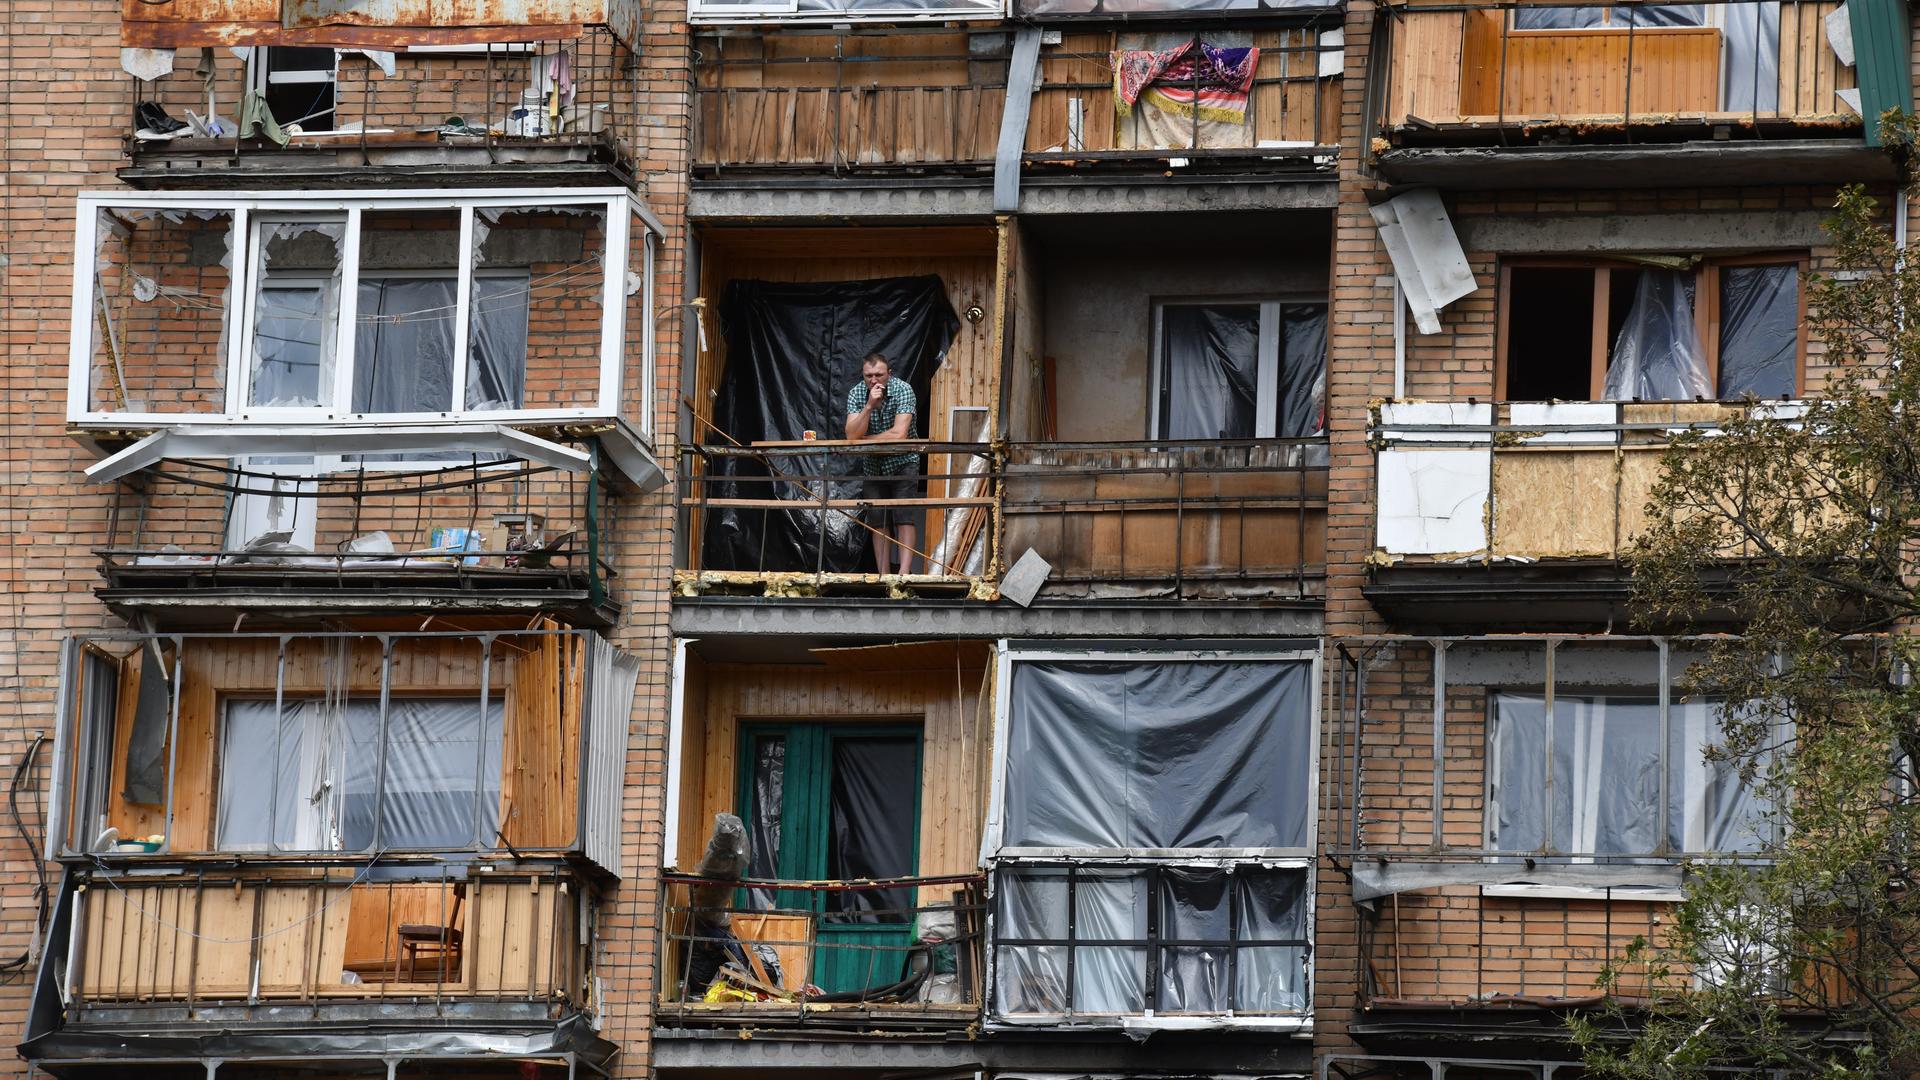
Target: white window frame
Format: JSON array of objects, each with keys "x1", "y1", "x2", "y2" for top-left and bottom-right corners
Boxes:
[
  {"x1": 1147, "y1": 297, "x2": 1322, "y2": 441},
  {"x1": 981, "y1": 643, "x2": 1321, "y2": 1032},
  {"x1": 68, "y1": 188, "x2": 666, "y2": 444}
]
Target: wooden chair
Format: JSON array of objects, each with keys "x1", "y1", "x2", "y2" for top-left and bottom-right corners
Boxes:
[{"x1": 397, "y1": 882, "x2": 466, "y2": 983}]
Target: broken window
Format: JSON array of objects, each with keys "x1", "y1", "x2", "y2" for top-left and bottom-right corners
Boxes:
[
  {"x1": 217, "y1": 697, "x2": 505, "y2": 853},
  {"x1": 1488, "y1": 692, "x2": 1775, "y2": 858},
  {"x1": 991, "y1": 656, "x2": 1314, "y2": 1022},
  {"x1": 247, "y1": 218, "x2": 345, "y2": 409},
  {"x1": 1498, "y1": 258, "x2": 1801, "y2": 402},
  {"x1": 1155, "y1": 302, "x2": 1326, "y2": 440},
  {"x1": 252, "y1": 47, "x2": 337, "y2": 131}
]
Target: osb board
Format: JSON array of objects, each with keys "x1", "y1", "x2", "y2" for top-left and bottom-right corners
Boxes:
[
  {"x1": 1490, "y1": 449, "x2": 1622, "y2": 559},
  {"x1": 679, "y1": 661, "x2": 987, "y2": 904},
  {"x1": 79, "y1": 881, "x2": 350, "y2": 1001},
  {"x1": 101, "y1": 636, "x2": 576, "y2": 855}
]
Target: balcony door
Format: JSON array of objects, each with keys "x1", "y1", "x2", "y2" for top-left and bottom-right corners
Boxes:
[{"x1": 738, "y1": 721, "x2": 922, "y2": 995}]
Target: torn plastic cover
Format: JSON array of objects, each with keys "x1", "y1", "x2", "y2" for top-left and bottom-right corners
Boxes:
[
  {"x1": 121, "y1": 644, "x2": 171, "y2": 807},
  {"x1": 1161, "y1": 304, "x2": 1259, "y2": 439},
  {"x1": 826, "y1": 735, "x2": 919, "y2": 923},
  {"x1": 218, "y1": 698, "x2": 504, "y2": 852},
  {"x1": 1279, "y1": 304, "x2": 1327, "y2": 438},
  {"x1": 1490, "y1": 693, "x2": 1769, "y2": 857},
  {"x1": 992, "y1": 865, "x2": 1307, "y2": 1017},
  {"x1": 1602, "y1": 269, "x2": 1710, "y2": 401},
  {"x1": 1001, "y1": 660, "x2": 1313, "y2": 851},
  {"x1": 704, "y1": 276, "x2": 959, "y2": 574},
  {"x1": 744, "y1": 733, "x2": 785, "y2": 911},
  {"x1": 1717, "y1": 263, "x2": 1798, "y2": 398}
]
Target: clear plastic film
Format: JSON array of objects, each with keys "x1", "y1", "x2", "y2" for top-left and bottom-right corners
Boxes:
[
  {"x1": 1603, "y1": 269, "x2": 1710, "y2": 402},
  {"x1": 467, "y1": 275, "x2": 531, "y2": 410},
  {"x1": 1721, "y1": 4, "x2": 1782, "y2": 113},
  {"x1": 1160, "y1": 304, "x2": 1259, "y2": 439},
  {"x1": 745, "y1": 734, "x2": 785, "y2": 911},
  {"x1": 1073, "y1": 869, "x2": 1149, "y2": 1013},
  {"x1": 1001, "y1": 660, "x2": 1313, "y2": 851},
  {"x1": 1717, "y1": 263, "x2": 1798, "y2": 399}
]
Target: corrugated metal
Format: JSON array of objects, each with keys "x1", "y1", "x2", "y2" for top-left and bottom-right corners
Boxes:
[
  {"x1": 1849, "y1": 0, "x2": 1913, "y2": 147},
  {"x1": 583, "y1": 634, "x2": 640, "y2": 879},
  {"x1": 122, "y1": 0, "x2": 639, "y2": 50}
]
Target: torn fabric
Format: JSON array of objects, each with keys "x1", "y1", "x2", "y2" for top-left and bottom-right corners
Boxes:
[{"x1": 1113, "y1": 35, "x2": 1258, "y2": 149}]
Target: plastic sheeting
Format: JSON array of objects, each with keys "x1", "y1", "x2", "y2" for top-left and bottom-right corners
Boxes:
[
  {"x1": 249, "y1": 221, "x2": 344, "y2": 408},
  {"x1": 468, "y1": 275, "x2": 532, "y2": 410},
  {"x1": 826, "y1": 736, "x2": 919, "y2": 922},
  {"x1": 1490, "y1": 693, "x2": 1770, "y2": 857},
  {"x1": 704, "y1": 276, "x2": 959, "y2": 574},
  {"x1": 1280, "y1": 304, "x2": 1327, "y2": 438},
  {"x1": 1001, "y1": 660, "x2": 1313, "y2": 852},
  {"x1": 1160, "y1": 304, "x2": 1259, "y2": 440},
  {"x1": 1722, "y1": 3, "x2": 1782, "y2": 114},
  {"x1": 1717, "y1": 263, "x2": 1798, "y2": 399},
  {"x1": 121, "y1": 645, "x2": 171, "y2": 807},
  {"x1": 354, "y1": 278, "x2": 455, "y2": 412},
  {"x1": 1516, "y1": 5, "x2": 1703, "y2": 28},
  {"x1": 745, "y1": 734, "x2": 785, "y2": 911},
  {"x1": 1602, "y1": 269, "x2": 1710, "y2": 402},
  {"x1": 992, "y1": 865, "x2": 1307, "y2": 1017},
  {"x1": 218, "y1": 698, "x2": 505, "y2": 852}
]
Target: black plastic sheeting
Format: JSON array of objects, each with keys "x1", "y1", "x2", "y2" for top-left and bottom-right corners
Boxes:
[
  {"x1": 744, "y1": 734, "x2": 785, "y2": 911},
  {"x1": 704, "y1": 276, "x2": 959, "y2": 575},
  {"x1": 1002, "y1": 660, "x2": 1314, "y2": 850},
  {"x1": 1159, "y1": 304, "x2": 1326, "y2": 440},
  {"x1": 1717, "y1": 263, "x2": 1799, "y2": 399},
  {"x1": 827, "y1": 736, "x2": 918, "y2": 923}
]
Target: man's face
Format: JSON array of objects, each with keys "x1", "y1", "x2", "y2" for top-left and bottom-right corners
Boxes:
[{"x1": 862, "y1": 363, "x2": 890, "y2": 388}]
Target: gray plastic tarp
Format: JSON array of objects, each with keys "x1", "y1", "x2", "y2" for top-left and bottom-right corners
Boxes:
[
  {"x1": 1717, "y1": 263, "x2": 1798, "y2": 398},
  {"x1": 1001, "y1": 659, "x2": 1313, "y2": 851}
]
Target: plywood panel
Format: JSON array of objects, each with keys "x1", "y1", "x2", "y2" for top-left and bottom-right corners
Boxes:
[{"x1": 1491, "y1": 449, "x2": 1623, "y2": 558}]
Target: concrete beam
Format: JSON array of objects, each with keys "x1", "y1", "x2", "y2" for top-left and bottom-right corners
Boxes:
[
  {"x1": 670, "y1": 598, "x2": 1323, "y2": 641},
  {"x1": 688, "y1": 177, "x2": 1338, "y2": 221},
  {"x1": 1378, "y1": 139, "x2": 1896, "y2": 193},
  {"x1": 1453, "y1": 209, "x2": 1837, "y2": 255},
  {"x1": 652, "y1": 1029, "x2": 1313, "y2": 1073}
]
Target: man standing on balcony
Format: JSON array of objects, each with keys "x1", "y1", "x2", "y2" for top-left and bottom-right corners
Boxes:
[{"x1": 844, "y1": 352, "x2": 919, "y2": 575}]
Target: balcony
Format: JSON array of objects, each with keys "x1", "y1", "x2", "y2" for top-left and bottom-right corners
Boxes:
[
  {"x1": 1330, "y1": 635, "x2": 1853, "y2": 1045},
  {"x1": 1370, "y1": 0, "x2": 1901, "y2": 188},
  {"x1": 69, "y1": 189, "x2": 662, "y2": 488},
  {"x1": 689, "y1": 23, "x2": 1339, "y2": 179},
  {"x1": 93, "y1": 449, "x2": 623, "y2": 627},
  {"x1": 1367, "y1": 401, "x2": 1781, "y2": 626}
]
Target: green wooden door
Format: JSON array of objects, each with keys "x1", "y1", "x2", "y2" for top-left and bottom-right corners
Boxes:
[{"x1": 738, "y1": 723, "x2": 922, "y2": 995}]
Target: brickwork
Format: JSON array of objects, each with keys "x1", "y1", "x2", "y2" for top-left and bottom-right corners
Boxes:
[{"x1": 0, "y1": 0, "x2": 692, "y2": 1072}]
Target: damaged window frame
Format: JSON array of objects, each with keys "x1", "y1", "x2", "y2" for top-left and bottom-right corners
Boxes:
[
  {"x1": 981, "y1": 644, "x2": 1320, "y2": 1030},
  {"x1": 68, "y1": 188, "x2": 664, "y2": 441},
  {"x1": 1494, "y1": 253, "x2": 1809, "y2": 403}
]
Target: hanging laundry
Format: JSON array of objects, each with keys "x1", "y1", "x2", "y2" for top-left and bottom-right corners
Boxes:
[
  {"x1": 1112, "y1": 38, "x2": 1260, "y2": 150},
  {"x1": 238, "y1": 89, "x2": 291, "y2": 147}
]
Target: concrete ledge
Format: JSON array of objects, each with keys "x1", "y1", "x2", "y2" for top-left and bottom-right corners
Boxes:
[
  {"x1": 670, "y1": 597, "x2": 1323, "y2": 640},
  {"x1": 1454, "y1": 208, "x2": 1839, "y2": 255},
  {"x1": 1377, "y1": 139, "x2": 1896, "y2": 192},
  {"x1": 689, "y1": 175, "x2": 1338, "y2": 220},
  {"x1": 652, "y1": 1026, "x2": 1314, "y2": 1073}
]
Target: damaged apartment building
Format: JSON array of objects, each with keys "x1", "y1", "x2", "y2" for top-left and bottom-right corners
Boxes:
[
  {"x1": 3, "y1": 0, "x2": 1918, "y2": 1077},
  {"x1": 7, "y1": 0, "x2": 678, "y2": 1076},
  {"x1": 659, "y1": 0, "x2": 1916, "y2": 1078}
]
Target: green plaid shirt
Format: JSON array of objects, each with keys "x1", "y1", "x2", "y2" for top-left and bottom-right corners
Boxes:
[{"x1": 845, "y1": 377, "x2": 919, "y2": 476}]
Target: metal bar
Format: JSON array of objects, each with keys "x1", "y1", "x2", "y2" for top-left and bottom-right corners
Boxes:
[
  {"x1": 1432, "y1": 640, "x2": 1448, "y2": 850},
  {"x1": 1657, "y1": 638, "x2": 1671, "y2": 855}
]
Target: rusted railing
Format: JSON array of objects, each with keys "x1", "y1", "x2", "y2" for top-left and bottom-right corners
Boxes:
[
  {"x1": 656, "y1": 872, "x2": 985, "y2": 1027},
  {"x1": 1375, "y1": 0, "x2": 1860, "y2": 141},
  {"x1": 63, "y1": 865, "x2": 586, "y2": 1012}
]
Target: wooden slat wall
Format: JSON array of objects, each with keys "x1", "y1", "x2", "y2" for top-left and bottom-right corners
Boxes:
[
  {"x1": 1026, "y1": 30, "x2": 1340, "y2": 152},
  {"x1": 674, "y1": 652, "x2": 990, "y2": 881},
  {"x1": 97, "y1": 636, "x2": 583, "y2": 855},
  {"x1": 694, "y1": 33, "x2": 1003, "y2": 167},
  {"x1": 1393, "y1": 5, "x2": 1856, "y2": 125}
]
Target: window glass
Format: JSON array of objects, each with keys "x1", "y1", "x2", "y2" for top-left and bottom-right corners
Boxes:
[
  {"x1": 1002, "y1": 660, "x2": 1313, "y2": 851},
  {"x1": 1717, "y1": 264, "x2": 1798, "y2": 399},
  {"x1": 249, "y1": 219, "x2": 344, "y2": 408},
  {"x1": 1490, "y1": 692, "x2": 1772, "y2": 857}
]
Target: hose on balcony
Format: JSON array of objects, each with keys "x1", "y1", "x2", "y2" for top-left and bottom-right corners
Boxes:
[{"x1": 0, "y1": 733, "x2": 48, "y2": 975}]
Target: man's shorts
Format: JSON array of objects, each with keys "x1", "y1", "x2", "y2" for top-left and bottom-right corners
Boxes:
[{"x1": 863, "y1": 473, "x2": 917, "y2": 528}]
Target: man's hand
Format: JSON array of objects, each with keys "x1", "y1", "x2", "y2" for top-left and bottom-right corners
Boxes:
[{"x1": 868, "y1": 381, "x2": 886, "y2": 405}]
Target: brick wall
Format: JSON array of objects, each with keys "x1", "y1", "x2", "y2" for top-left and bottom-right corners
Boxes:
[{"x1": 0, "y1": 0, "x2": 693, "y2": 1075}]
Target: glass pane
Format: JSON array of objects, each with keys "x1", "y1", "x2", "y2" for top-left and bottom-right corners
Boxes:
[
  {"x1": 473, "y1": 206, "x2": 599, "y2": 411},
  {"x1": 249, "y1": 219, "x2": 344, "y2": 408},
  {"x1": 1717, "y1": 264, "x2": 1798, "y2": 399},
  {"x1": 90, "y1": 207, "x2": 234, "y2": 415},
  {"x1": 1161, "y1": 304, "x2": 1259, "y2": 439},
  {"x1": 745, "y1": 734, "x2": 784, "y2": 911},
  {"x1": 825, "y1": 735, "x2": 918, "y2": 922}
]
